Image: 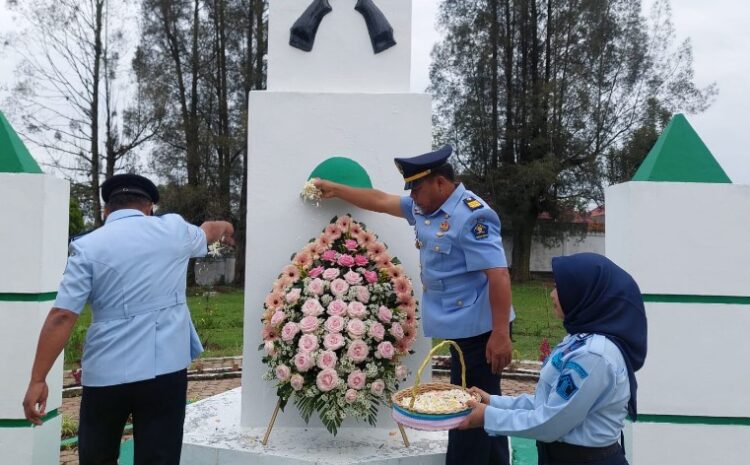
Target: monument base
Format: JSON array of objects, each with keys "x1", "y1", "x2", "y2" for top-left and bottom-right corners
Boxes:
[{"x1": 181, "y1": 388, "x2": 449, "y2": 465}]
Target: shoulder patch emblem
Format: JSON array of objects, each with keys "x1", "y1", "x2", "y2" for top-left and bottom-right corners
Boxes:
[
  {"x1": 463, "y1": 197, "x2": 484, "y2": 211},
  {"x1": 472, "y1": 223, "x2": 489, "y2": 240},
  {"x1": 556, "y1": 374, "x2": 578, "y2": 400}
]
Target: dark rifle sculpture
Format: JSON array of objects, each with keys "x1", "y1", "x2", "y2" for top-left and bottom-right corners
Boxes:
[
  {"x1": 354, "y1": 0, "x2": 396, "y2": 54},
  {"x1": 289, "y1": 0, "x2": 397, "y2": 54},
  {"x1": 289, "y1": 0, "x2": 333, "y2": 52}
]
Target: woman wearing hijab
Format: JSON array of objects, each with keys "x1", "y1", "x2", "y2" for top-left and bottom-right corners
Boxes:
[{"x1": 457, "y1": 253, "x2": 647, "y2": 465}]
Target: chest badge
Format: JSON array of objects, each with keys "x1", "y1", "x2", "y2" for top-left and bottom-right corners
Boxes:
[
  {"x1": 439, "y1": 221, "x2": 450, "y2": 232},
  {"x1": 415, "y1": 239, "x2": 423, "y2": 249}
]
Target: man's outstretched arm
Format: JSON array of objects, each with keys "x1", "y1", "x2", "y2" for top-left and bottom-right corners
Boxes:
[{"x1": 314, "y1": 179, "x2": 404, "y2": 218}]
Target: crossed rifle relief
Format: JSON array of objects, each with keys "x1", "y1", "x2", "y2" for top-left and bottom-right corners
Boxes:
[{"x1": 289, "y1": 0, "x2": 397, "y2": 54}]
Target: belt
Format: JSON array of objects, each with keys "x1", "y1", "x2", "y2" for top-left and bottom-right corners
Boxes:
[
  {"x1": 92, "y1": 293, "x2": 187, "y2": 322},
  {"x1": 537, "y1": 441, "x2": 621, "y2": 463}
]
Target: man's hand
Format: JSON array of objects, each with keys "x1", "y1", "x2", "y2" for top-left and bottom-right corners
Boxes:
[
  {"x1": 486, "y1": 330, "x2": 512, "y2": 374},
  {"x1": 313, "y1": 179, "x2": 338, "y2": 199},
  {"x1": 23, "y1": 380, "x2": 49, "y2": 425},
  {"x1": 201, "y1": 220, "x2": 235, "y2": 245},
  {"x1": 457, "y1": 399, "x2": 486, "y2": 430}
]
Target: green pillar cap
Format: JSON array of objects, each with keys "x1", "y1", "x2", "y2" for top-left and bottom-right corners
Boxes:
[
  {"x1": 0, "y1": 110, "x2": 42, "y2": 174},
  {"x1": 632, "y1": 113, "x2": 731, "y2": 183},
  {"x1": 308, "y1": 157, "x2": 373, "y2": 188}
]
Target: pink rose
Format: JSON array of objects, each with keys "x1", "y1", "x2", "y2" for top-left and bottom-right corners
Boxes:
[
  {"x1": 389, "y1": 322, "x2": 405, "y2": 340},
  {"x1": 323, "y1": 333, "x2": 345, "y2": 351},
  {"x1": 347, "y1": 370, "x2": 366, "y2": 390},
  {"x1": 308, "y1": 266, "x2": 325, "y2": 278},
  {"x1": 275, "y1": 364, "x2": 291, "y2": 381},
  {"x1": 377, "y1": 306, "x2": 393, "y2": 323},
  {"x1": 299, "y1": 315, "x2": 320, "y2": 334},
  {"x1": 327, "y1": 299, "x2": 348, "y2": 317},
  {"x1": 377, "y1": 341, "x2": 395, "y2": 359},
  {"x1": 344, "y1": 239, "x2": 359, "y2": 251},
  {"x1": 395, "y1": 365, "x2": 408, "y2": 381},
  {"x1": 264, "y1": 340, "x2": 276, "y2": 356},
  {"x1": 348, "y1": 301, "x2": 367, "y2": 318},
  {"x1": 347, "y1": 318, "x2": 367, "y2": 339},
  {"x1": 324, "y1": 315, "x2": 345, "y2": 333},
  {"x1": 321, "y1": 250, "x2": 337, "y2": 263},
  {"x1": 354, "y1": 286, "x2": 370, "y2": 303},
  {"x1": 290, "y1": 374, "x2": 304, "y2": 391},
  {"x1": 316, "y1": 368, "x2": 339, "y2": 392},
  {"x1": 343, "y1": 270, "x2": 362, "y2": 285},
  {"x1": 370, "y1": 379, "x2": 385, "y2": 396},
  {"x1": 345, "y1": 388, "x2": 358, "y2": 403},
  {"x1": 317, "y1": 350, "x2": 338, "y2": 370},
  {"x1": 298, "y1": 334, "x2": 319, "y2": 352},
  {"x1": 364, "y1": 270, "x2": 378, "y2": 284},
  {"x1": 294, "y1": 352, "x2": 314, "y2": 372},
  {"x1": 301, "y1": 298, "x2": 324, "y2": 316},
  {"x1": 270, "y1": 310, "x2": 286, "y2": 327},
  {"x1": 347, "y1": 340, "x2": 369, "y2": 363},
  {"x1": 337, "y1": 254, "x2": 355, "y2": 268},
  {"x1": 354, "y1": 254, "x2": 369, "y2": 267},
  {"x1": 306, "y1": 278, "x2": 325, "y2": 296},
  {"x1": 285, "y1": 288, "x2": 302, "y2": 304},
  {"x1": 330, "y1": 278, "x2": 350, "y2": 296},
  {"x1": 368, "y1": 322, "x2": 385, "y2": 341},
  {"x1": 322, "y1": 268, "x2": 340, "y2": 280},
  {"x1": 281, "y1": 322, "x2": 300, "y2": 342}
]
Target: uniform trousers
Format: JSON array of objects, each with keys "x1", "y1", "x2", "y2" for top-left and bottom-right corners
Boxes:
[
  {"x1": 446, "y1": 331, "x2": 510, "y2": 465},
  {"x1": 78, "y1": 369, "x2": 188, "y2": 465},
  {"x1": 536, "y1": 442, "x2": 628, "y2": 465}
]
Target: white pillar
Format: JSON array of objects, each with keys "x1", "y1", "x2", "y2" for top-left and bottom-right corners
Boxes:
[
  {"x1": 607, "y1": 179, "x2": 750, "y2": 463},
  {"x1": 0, "y1": 165, "x2": 69, "y2": 463},
  {"x1": 242, "y1": 0, "x2": 432, "y2": 430}
]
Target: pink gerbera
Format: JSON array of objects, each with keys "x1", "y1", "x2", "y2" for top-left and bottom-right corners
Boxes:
[
  {"x1": 264, "y1": 292, "x2": 285, "y2": 310},
  {"x1": 324, "y1": 224, "x2": 342, "y2": 240},
  {"x1": 281, "y1": 265, "x2": 301, "y2": 283},
  {"x1": 393, "y1": 276, "x2": 411, "y2": 295},
  {"x1": 293, "y1": 251, "x2": 313, "y2": 269}
]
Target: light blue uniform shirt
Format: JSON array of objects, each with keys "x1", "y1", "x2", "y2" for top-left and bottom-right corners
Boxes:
[
  {"x1": 400, "y1": 184, "x2": 513, "y2": 338},
  {"x1": 484, "y1": 334, "x2": 630, "y2": 446},
  {"x1": 54, "y1": 209, "x2": 207, "y2": 387}
]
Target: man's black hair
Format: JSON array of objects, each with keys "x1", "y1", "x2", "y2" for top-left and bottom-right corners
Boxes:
[{"x1": 106, "y1": 193, "x2": 152, "y2": 212}]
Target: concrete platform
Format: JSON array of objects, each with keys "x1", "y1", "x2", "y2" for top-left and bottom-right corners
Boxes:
[{"x1": 181, "y1": 388, "x2": 449, "y2": 465}]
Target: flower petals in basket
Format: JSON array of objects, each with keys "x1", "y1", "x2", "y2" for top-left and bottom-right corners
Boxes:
[{"x1": 391, "y1": 341, "x2": 480, "y2": 431}]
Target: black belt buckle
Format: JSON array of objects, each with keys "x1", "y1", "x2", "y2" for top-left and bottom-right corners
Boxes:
[{"x1": 538, "y1": 441, "x2": 620, "y2": 462}]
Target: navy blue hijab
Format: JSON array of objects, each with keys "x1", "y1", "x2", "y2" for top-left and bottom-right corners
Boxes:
[{"x1": 551, "y1": 253, "x2": 647, "y2": 420}]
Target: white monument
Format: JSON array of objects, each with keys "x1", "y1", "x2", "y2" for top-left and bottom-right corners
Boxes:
[
  {"x1": 0, "y1": 111, "x2": 69, "y2": 464},
  {"x1": 606, "y1": 114, "x2": 750, "y2": 465},
  {"x1": 181, "y1": 1, "x2": 448, "y2": 463}
]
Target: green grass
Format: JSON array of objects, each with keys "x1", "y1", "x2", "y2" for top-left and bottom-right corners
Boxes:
[{"x1": 64, "y1": 280, "x2": 565, "y2": 368}]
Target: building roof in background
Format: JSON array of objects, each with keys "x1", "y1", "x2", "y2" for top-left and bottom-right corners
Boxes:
[
  {"x1": 0, "y1": 110, "x2": 42, "y2": 174},
  {"x1": 632, "y1": 113, "x2": 731, "y2": 183}
]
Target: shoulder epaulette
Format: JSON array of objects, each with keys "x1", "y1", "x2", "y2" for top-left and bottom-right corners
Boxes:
[
  {"x1": 69, "y1": 228, "x2": 96, "y2": 244},
  {"x1": 463, "y1": 197, "x2": 484, "y2": 211}
]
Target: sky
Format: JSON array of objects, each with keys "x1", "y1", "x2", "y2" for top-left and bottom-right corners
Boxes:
[{"x1": 1, "y1": 0, "x2": 748, "y2": 184}]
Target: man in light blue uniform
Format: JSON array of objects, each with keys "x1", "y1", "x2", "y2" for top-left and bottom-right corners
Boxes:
[
  {"x1": 459, "y1": 253, "x2": 647, "y2": 465},
  {"x1": 23, "y1": 174, "x2": 234, "y2": 465},
  {"x1": 315, "y1": 145, "x2": 514, "y2": 465}
]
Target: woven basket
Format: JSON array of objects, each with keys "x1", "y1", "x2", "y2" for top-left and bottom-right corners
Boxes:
[{"x1": 391, "y1": 340, "x2": 480, "y2": 431}]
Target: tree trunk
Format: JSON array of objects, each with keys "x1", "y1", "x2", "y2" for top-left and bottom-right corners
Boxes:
[
  {"x1": 91, "y1": 0, "x2": 104, "y2": 226},
  {"x1": 490, "y1": 0, "x2": 500, "y2": 170},
  {"x1": 510, "y1": 214, "x2": 536, "y2": 282}
]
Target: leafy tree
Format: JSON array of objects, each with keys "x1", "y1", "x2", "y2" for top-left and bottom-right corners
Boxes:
[{"x1": 430, "y1": 0, "x2": 716, "y2": 280}]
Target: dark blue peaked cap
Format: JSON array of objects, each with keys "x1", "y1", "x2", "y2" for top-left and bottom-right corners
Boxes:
[
  {"x1": 394, "y1": 145, "x2": 453, "y2": 190},
  {"x1": 101, "y1": 173, "x2": 160, "y2": 204}
]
